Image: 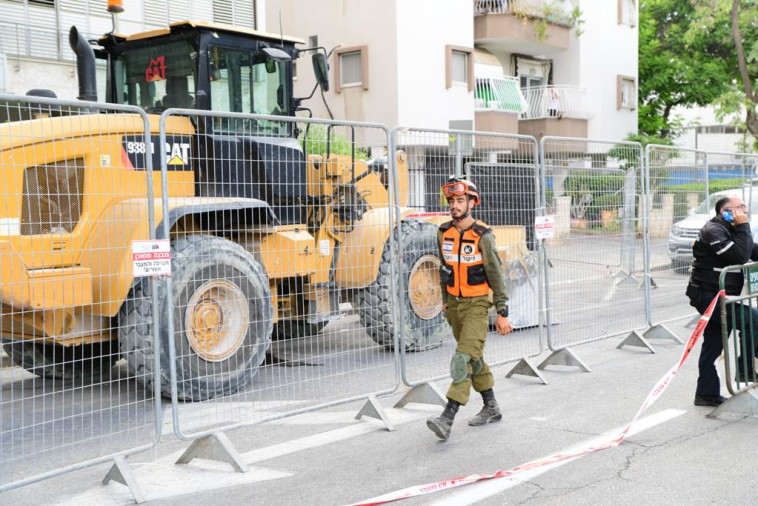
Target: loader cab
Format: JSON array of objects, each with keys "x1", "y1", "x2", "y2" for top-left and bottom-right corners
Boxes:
[{"x1": 100, "y1": 21, "x2": 300, "y2": 137}]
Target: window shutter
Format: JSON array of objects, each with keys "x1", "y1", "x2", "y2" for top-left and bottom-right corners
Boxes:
[
  {"x1": 144, "y1": 0, "x2": 168, "y2": 28},
  {"x1": 214, "y1": 0, "x2": 255, "y2": 28},
  {"x1": 340, "y1": 51, "x2": 362, "y2": 86},
  {"x1": 451, "y1": 51, "x2": 467, "y2": 84},
  {"x1": 168, "y1": 0, "x2": 192, "y2": 23},
  {"x1": 213, "y1": 0, "x2": 233, "y2": 25}
]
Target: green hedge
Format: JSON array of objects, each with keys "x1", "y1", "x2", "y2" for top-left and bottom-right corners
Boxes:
[{"x1": 660, "y1": 178, "x2": 744, "y2": 219}]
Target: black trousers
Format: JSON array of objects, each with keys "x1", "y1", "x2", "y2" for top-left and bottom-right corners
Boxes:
[{"x1": 694, "y1": 291, "x2": 758, "y2": 397}]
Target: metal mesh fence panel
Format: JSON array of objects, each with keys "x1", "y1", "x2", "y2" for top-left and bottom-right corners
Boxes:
[
  {"x1": 647, "y1": 148, "x2": 758, "y2": 327},
  {"x1": 645, "y1": 145, "x2": 707, "y2": 326},
  {"x1": 157, "y1": 111, "x2": 398, "y2": 437},
  {"x1": 0, "y1": 95, "x2": 160, "y2": 491},
  {"x1": 392, "y1": 128, "x2": 543, "y2": 387},
  {"x1": 541, "y1": 137, "x2": 645, "y2": 349}
]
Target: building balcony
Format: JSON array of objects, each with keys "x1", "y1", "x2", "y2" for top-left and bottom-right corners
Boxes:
[
  {"x1": 517, "y1": 85, "x2": 590, "y2": 146},
  {"x1": 473, "y1": 0, "x2": 576, "y2": 55},
  {"x1": 474, "y1": 76, "x2": 525, "y2": 137}
]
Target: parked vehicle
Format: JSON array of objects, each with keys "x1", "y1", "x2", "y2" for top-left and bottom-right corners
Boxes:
[{"x1": 668, "y1": 187, "x2": 758, "y2": 273}]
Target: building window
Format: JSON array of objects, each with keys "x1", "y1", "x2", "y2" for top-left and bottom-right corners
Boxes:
[
  {"x1": 451, "y1": 51, "x2": 468, "y2": 84},
  {"x1": 617, "y1": 75, "x2": 636, "y2": 110},
  {"x1": 445, "y1": 45, "x2": 474, "y2": 91},
  {"x1": 334, "y1": 45, "x2": 369, "y2": 92},
  {"x1": 213, "y1": 0, "x2": 256, "y2": 29},
  {"x1": 618, "y1": 0, "x2": 637, "y2": 26}
]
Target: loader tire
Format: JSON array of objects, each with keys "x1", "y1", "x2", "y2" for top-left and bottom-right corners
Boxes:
[
  {"x1": 119, "y1": 235, "x2": 273, "y2": 401},
  {"x1": 357, "y1": 220, "x2": 450, "y2": 351},
  {"x1": 2, "y1": 340, "x2": 114, "y2": 381}
]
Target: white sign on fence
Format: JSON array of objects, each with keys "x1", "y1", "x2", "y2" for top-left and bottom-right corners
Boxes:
[
  {"x1": 132, "y1": 240, "x2": 172, "y2": 277},
  {"x1": 535, "y1": 215, "x2": 556, "y2": 240}
]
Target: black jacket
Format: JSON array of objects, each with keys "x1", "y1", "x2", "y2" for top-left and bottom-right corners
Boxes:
[{"x1": 688, "y1": 217, "x2": 758, "y2": 295}]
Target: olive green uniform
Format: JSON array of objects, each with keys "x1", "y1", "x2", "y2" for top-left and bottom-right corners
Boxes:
[{"x1": 438, "y1": 226, "x2": 509, "y2": 406}]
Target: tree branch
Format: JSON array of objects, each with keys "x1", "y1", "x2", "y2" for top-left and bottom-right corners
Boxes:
[{"x1": 731, "y1": 0, "x2": 755, "y2": 102}]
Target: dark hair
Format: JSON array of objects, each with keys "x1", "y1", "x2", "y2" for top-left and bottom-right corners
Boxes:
[{"x1": 715, "y1": 196, "x2": 732, "y2": 214}]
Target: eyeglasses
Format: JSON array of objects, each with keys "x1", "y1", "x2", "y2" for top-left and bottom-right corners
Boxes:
[
  {"x1": 442, "y1": 182, "x2": 467, "y2": 198},
  {"x1": 724, "y1": 204, "x2": 748, "y2": 211}
]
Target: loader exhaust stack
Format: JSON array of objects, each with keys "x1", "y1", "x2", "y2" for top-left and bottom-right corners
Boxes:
[{"x1": 69, "y1": 26, "x2": 97, "y2": 102}]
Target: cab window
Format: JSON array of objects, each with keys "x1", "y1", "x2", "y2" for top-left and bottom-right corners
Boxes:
[
  {"x1": 113, "y1": 40, "x2": 197, "y2": 113},
  {"x1": 208, "y1": 45, "x2": 289, "y2": 135}
]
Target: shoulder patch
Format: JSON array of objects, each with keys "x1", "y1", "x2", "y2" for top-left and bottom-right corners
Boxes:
[
  {"x1": 439, "y1": 220, "x2": 454, "y2": 231},
  {"x1": 471, "y1": 221, "x2": 492, "y2": 236}
]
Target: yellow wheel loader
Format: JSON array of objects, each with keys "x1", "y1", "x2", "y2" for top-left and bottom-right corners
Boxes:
[{"x1": 0, "y1": 21, "x2": 459, "y2": 401}]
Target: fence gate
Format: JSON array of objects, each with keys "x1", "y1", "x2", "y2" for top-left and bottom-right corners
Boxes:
[
  {"x1": 644, "y1": 145, "x2": 707, "y2": 330},
  {"x1": 0, "y1": 94, "x2": 161, "y2": 502},
  {"x1": 154, "y1": 110, "x2": 402, "y2": 463},
  {"x1": 540, "y1": 137, "x2": 646, "y2": 365},
  {"x1": 390, "y1": 127, "x2": 545, "y2": 402}
]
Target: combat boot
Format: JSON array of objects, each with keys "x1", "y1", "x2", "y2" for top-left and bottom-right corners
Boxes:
[
  {"x1": 426, "y1": 399, "x2": 460, "y2": 440},
  {"x1": 468, "y1": 388, "x2": 502, "y2": 426}
]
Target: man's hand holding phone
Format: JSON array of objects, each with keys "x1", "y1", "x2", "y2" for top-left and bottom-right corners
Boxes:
[{"x1": 732, "y1": 207, "x2": 749, "y2": 225}]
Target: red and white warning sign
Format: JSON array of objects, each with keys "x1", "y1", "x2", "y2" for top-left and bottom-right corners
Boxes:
[
  {"x1": 132, "y1": 239, "x2": 171, "y2": 277},
  {"x1": 535, "y1": 215, "x2": 555, "y2": 240}
]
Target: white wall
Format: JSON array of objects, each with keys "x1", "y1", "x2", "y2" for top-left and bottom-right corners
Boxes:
[
  {"x1": 268, "y1": 0, "x2": 399, "y2": 125},
  {"x1": 395, "y1": 0, "x2": 474, "y2": 129},
  {"x1": 577, "y1": 0, "x2": 637, "y2": 141}
]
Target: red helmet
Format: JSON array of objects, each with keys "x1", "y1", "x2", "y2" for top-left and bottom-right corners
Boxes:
[{"x1": 442, "y1": 177, "x2": 480, "y2": 206}]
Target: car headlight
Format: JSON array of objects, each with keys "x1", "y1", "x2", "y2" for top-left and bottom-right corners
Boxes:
[{"x1": 671, "y1": 225, "x2": 681, "y2": 237}]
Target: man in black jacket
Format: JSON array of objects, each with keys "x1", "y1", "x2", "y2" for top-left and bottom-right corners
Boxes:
[{"x1": 687, "y1": 195, "x2": 758, "y2": 407}]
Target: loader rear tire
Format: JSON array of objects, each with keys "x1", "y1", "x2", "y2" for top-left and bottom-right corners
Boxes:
[
  {"x1": 119, "y1": 235, "x2": 273, "y2": 401},
  {"x1": 2, "y1": 340, "x2": 114, "y2": 381},
  {"x1": 357, "y1": 220, "x2": 450, "y2": 351}
]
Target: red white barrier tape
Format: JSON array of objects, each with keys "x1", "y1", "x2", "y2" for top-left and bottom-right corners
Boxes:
[{"x1": 350, "y1": 291, "x2": 723, "y2": 506}]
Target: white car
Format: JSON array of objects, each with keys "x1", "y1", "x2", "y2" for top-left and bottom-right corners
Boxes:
[{"x1": 668, "y1": 187, "x2": 758, "y2": 272}]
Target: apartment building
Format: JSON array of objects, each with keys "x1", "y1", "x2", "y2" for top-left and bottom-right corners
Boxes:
[
  {"x1": 267, "y1": 0, "x2": 474, "y2": 130},
  {"x1": 271, "y1": 0, "x2": 638, "y2": 142},
  {"x1": 0, "y1": 0, "x2": 264, "y2": 99}
]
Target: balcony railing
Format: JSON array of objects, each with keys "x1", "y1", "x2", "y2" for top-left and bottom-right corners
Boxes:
[
  {"x1": 521, "y1": 85, "x2": 591, "y2": 120},
  {"x1": 473, "y1": 0, "x2": 577, "y2": 27},
  {"x1": 475, "y1": 76, "x2": 527, "y2": 114}
]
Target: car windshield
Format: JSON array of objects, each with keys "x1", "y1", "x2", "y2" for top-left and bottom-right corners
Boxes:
[{"x1": 693, "y1": 190, "x2": 758, "y2": 215}]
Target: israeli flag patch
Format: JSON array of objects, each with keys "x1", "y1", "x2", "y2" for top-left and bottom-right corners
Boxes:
[{"x1": 443, "y1": 242, "x2": 454, "y2": 253}]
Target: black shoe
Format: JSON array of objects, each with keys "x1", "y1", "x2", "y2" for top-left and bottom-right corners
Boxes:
[{"x1": 694, "y1": 395, "x2": 727, "y2": 407}]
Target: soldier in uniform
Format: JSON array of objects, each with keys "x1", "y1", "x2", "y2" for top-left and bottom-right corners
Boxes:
[{"x1": 427, "y1": 177, "x2": 513, "y2": 441}]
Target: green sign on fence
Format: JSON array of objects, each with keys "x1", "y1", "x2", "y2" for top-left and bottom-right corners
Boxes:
[{"x1": 747, "y1": 266, "x2": 758, "y2": 294}]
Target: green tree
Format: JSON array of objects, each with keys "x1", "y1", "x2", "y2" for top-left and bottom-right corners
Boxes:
[
  {"x1": 686, "y1": 0, "x2": 758, "y2": 144},
  {"x1": 639, "y1": 0, "x2": 731, "y2": 138}
]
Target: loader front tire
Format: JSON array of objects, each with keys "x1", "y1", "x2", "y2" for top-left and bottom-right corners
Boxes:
[
  {"x1": 119, "y1": 235, "x2": 273, "y2": 401},
  {"x1": 357, "y1": 220, "x2": 450, "y2": 351}
]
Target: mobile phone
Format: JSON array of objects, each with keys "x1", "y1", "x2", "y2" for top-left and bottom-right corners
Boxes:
[{"x1": 722, "y1": 210, "x2": 734, "y2": 223}]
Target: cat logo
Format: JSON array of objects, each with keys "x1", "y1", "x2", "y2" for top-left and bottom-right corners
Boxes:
[{"x1": 463, "y1": 244, "x2": 474, "y2": 255}]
